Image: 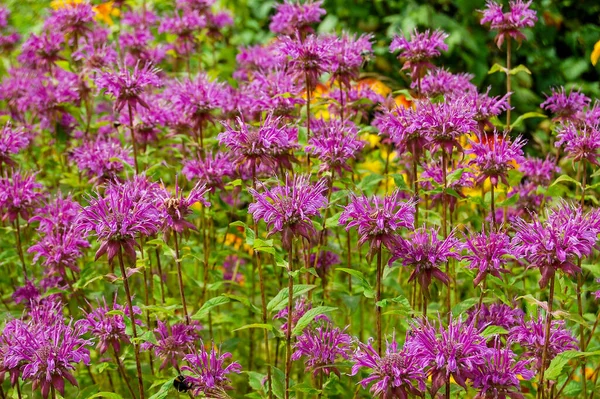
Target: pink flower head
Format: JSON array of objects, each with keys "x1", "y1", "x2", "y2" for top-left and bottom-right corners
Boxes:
[
  {"x1": 269, "y1": 0, "x2": 326, "y2": 36},
  {"x1": 389, "y1": 29, "x2": 448, "y2": 81},
  {"x1": 480, "y1": 0, "x2": 537, "y2": 48}
]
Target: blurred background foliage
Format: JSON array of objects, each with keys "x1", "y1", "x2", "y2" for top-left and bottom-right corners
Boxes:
[{"x1": 3, "y1": 0, "x2": 600, "y2": 139}]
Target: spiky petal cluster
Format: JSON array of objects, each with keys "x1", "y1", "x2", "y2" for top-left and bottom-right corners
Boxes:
[
  {"x1": 30, "y1": 194, "x2": 81, "y2": 235},
  {"x1": 0, "y1": 171, "x2": 43, "y2": 222},
  {"x1": 340, "y1": 190, "x2": 416, "y2": 255},
  {"x1": 0, "y1": 122, "x2": 29, "y2": 168},
  {"x1": 70, "y1": 138, "x2": 134, "y2": 183},
  {"x1": 512, "y1": 202, "x2": 599, "y2": 288},
  {"x1": 18, "y1": 32, "x2": 64, "y2": 71},
  {"x1": 156, "y1": 180, "x2": 210, "y2": 234},
  {"x1": 95, "y1": 63, "x2": 162, "y2": 112},
  {"x1": 329, "y1": 33, "x2": 373, "y2": 87},
  {"x1": 28, "y1": 226, "x2": 89, "y2": 278},
  {"x1": 419, "y1": 98, "x2": 478, "y2": 154},
  {"x1": 306, "y1": 118, "x2": 365, "y2": 175},
  {"x1": 416, "y1": 68, "x2": 476, "y2": 98},
  {"x1": 80, "y1": 296, "x2": 140, "y2": 355},
  {"x1": 76, "y1": 181, "x2": 161, "y2": 263},
  {"x1": 269, "y1": 0, "x2": 326, "y2": 35},
  {"x1": 472, "y1": 345, "x2": 534, "y2": 399},
  {"x1": 407, "y1": 316, "x2": 488, "y2": 395},
  {"x1": 555, "y1": 122, "x2": 600, "y2": 165},
  {"x1": 509, "y1": 315, "x2": 577, "y2": 371},
  {"x1": 181, "y1": 342, "x2": 242, "y2": 396},
  {"x1": 519, "y1": 155, "x2": 559, "y2": 186},
  {"x1": 2, "y1": 302, "x2": 92, "y2": 399},
  {"x1": 292, "y1": 323, "x2": 352, "y2": 377},
  {"x1": 467, "y1": 303, "x2": 525, "y2": 330},
  {"x1": 480, "y1": 0, "x2": 537, "y2": 48},
  {"x1": 541, "y1": 87, "x2": 590, "y2": 122},
  {"x1": 462, "y1": 229, "x2": 513, "y2": 286},
  {"x1": 45, "y1": 2, "x2": 95, "y2": 42},
  {"x1": 389, "y1": 29, "x2": 448, "y2": 81},
  {"x1": 182, "y1": 151, "x2": 235, "y2": 191},
  {"x1": 248, "y1": 174, "x2": 327, "y2": 249},
  {"x1": 390, "y1": 227, "x2": 459, "y2": 292},
  {"x1": 351, "y1": 336, "x2": 427, "y2": 399},
  {"x1": 141, "y1": 320, "x2": 202, "y2": 370},
  {"x1": 467, "y1": 130, "x2": 526, "y2": 187}
]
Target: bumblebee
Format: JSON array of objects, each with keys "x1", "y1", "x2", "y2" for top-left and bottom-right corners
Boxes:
[{"x1": 173, "y1": 375, "x2": 191, "y2": 393}]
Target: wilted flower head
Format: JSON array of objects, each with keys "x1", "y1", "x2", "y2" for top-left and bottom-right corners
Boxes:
[
  {"x1": 0, "y1": 171, "x2": 43, "y2": 222},
  {"x1": 181, "y1": 341, "x2": 242, "y2": 396},
  {"x1": 269, "y1": 0, "x2": 326, "y2": 36},
  {"x1": 157, "y1": 180, "x2": 210, "y2": 234},
  {"x1": 292, "y1": 323, "x2": 352, "y2": 377},
  {"x1": 480, "y1": 0, "x2": 537, "y2": 48},
  {"x1": 512, "y1": 201, "x2": 599, "y2": 288},
  {"x1": 218, "y1": 114, "x2": 299, "y2": 173},
  {"x1": 390, "y1": 227, "x2": 459, "y2": 292},
  {"x1": 306, "y1": 118, "x2": 365, "y2": 175},
  {"x1": 555, "y1": 122, "x2": 600, "y2": 166},
  {"x1": 406, "y1": 316, "x2": 487, "y2": 395},
  {"x1": 0, "y1": 122, "x2": 29, "y2": 168},
  {"x1": 95, "y1": 62, "x2": 162, "y2": 112},
  {"x1": 340, "y1": 190, "x2": 416, "y2": 255},
  {"x1": 509, "y1": 315, "x2": 577, "y2": 370},
  {"x1": 472, "y1": 344, "x2": 534, "y2": 399},
  {"x1": 468, "y1": 130, "x2": 526, "y2": 187},
  {"x1": 389, "y1": 29, "x2": 448, "y2": 81},
  {"x1": 76, "y1": 181, "x2": 161, "y2": 263},
  {"x1": 142, "y1": 320, "x2": 202, "y2": 370},
  {"x1": 462, "y1": 229, "x2": 513, "y2": 286},
  {"x1": 541, "y1": 87, "x2": 590, "y2": 123},
  {"x1": 351, "y1": 336, "x2": 427, "y2": 399},
  {"x1": 80, "y1": 295, "x2": 140, "y2": 355},
  {"x1": 248, "y1": 174, "x2": 327, "y2": 249},
  {"x1": 70, "y1": 138, "x2": 133, "y2": 183},
  {"x1": 467, "y1": 303, "x2": 525, "y2": 330}
]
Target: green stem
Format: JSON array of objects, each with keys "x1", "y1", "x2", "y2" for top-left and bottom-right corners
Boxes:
[
  {"x1": 172, "y1": 230, "x2": 190, "y2": 325},
  {"x1": 538, "y1": 275, "x2": 556, "y2": 399},
  {"x1": 376, "y1": 245, "x2": 383, "y2": 356},
  {"x1": 285, "y1": 242, "x2": 295, "y2": 399}
]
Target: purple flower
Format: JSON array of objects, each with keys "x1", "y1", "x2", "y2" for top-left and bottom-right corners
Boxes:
[
  {"x1": 234, "y1": 43, "x2": 285, "y2": 80},
  {"x1": 240, "y1": 69, "x2": 305, "y2": 116},
  {"x1": 0, "y1": 171, "x2": 43, "y2": 222},
  {"x1": 329, "y1": 33, "x2": 373, "y2": 87},
  {"x1": 420, "y1": 98, "x2": 478, "y2": 154},
  {"x1": 30, "y1": 194, "x2": 81, "y2": 235},
  {"x1": 28, "y1": 226, "x2": 89, "y2": 278},
  {"x1": 248, "y1": 174, "x2": 327, "y2": 249},
  {"x1": 274, "y1": 297, "x2": 329, "y2": 334},
  {"x1": 468, "y1": 130, "x2": 526, "y2": 187},
  {"x1": 12, "y1": 279, "x2": 41, "y2": 307},
  {"x1": 70, "y1": 138, "x2": 134, "y2": 183},
  {"x1": 95, "y1": 62, "x2": 162, "y2": 113},
  {"x1": 555, "y1": 121, "x2": 600, "y2": 165},
  {"x1": 467, "y1": 303, "x2": 525, "y2": 330},
  {"x1": 509, "y1": 315, "x2": 577, "y2": 371},
  {"x1": 306, "y1": 118, "x2": 365, "y2": 176},
  {"x1": 416, "y1": 68, "x2": 476, "y2": 98},
  {"x1": 480, "y1": 0, "x2": 537, "y2": 48},
  {"x1": 277, "y1": 33, "x2": 335, "y2": 91},
  {"x1": 159, "y1": 10, "x2": 206, "y2": 55},
  {"x1": 80, "y1": 295, "x2": 141, "y2": 355},
  {"x1": 465, "y1": 89, "x2": 511, "y2": 132},
  {"x1": 3, "y1": 306, "x2": 92, "y2": 399},
  {"x1": 519, "y1": 155, "x2": 559, "y2": 186},
  {"x1": 18, "y1": 32, "x2": 64, "y2": 71},
  {"x1": 157, "y1": 180, "x2": 210, "y2": 234},
  {"x1": 512, "y1": 202, "x2": 599, "y2": 288},
  {"x1": 406, "y1": 316, "x2": 487, "y2": 395},
  {"x1": 420, "y1": 161, "x2": 475, "y2": 212},
  {"x1": 351, "y1": 336, "x2": 427, "y2": 399},
  {"x1": 374, "y1": 106, "x2": 428, "y2": 158},
  {"x1": 142, "y1": 320, "x2": 202, "y2": 370},
  {"x1": 462, "y1": 229, "x2": 513, "y2": 286},
  {"x1": 218, "y1": 114, "x2": 299, "y2": 173},
  {"x1": 182, "y1": 151, "x2": 235, "y2": 191},
  {"x1": 0, "y1": 122, "x2": 29, "y2": 168},
  {"x1": 390, "y1": 227, "x2": 459, "y2": 292},
  {"x1": 76, "y1": 181, "x2": 161, "y2": 263},
  {"x1": 472, "y1": 344, "x2": 534, "y2": 399},
  {"x1": 45, "y1": 2, "x2": 95, "y2": 44},
  {"x1": 541, "y1": 87, "x2": 590, "y2": 123},
  {"x1": 181, "y1": 342, "x2": 242, "y2": 396},
  {"x1": 389, "y1": 29, "x2": 448, "y2": 81},
  {"x1": 309, "y1": 250, "x2": 340, "y2": 274},
  {"x1": 292, "y1": 323, "x2": 352, "y2": 377},
  {"x1": 222, "y1": 255, "x2": 245, "y2": 283},
  {"x1": 340, "y1": 190, "x2": 416, "y2": 255},
  {"x1": 269, "y1": 0, "x2": 326, "y2": 36}
]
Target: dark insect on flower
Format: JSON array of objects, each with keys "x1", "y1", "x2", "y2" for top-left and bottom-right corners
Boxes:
[{"x1": 173, "y1": 375, "x2": 191, "y2": 393}]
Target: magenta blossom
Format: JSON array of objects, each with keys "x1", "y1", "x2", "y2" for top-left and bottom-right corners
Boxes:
[
  {"x1": 292, "y1": 323, "x2": 352, "y2": 377},
  {"x1": 480, "y1": 0, "x2": 537, "y2": 48},
  {"x1": 269, "y1": 0, "x2": 326, "y2": 36},
  {"x1": 181, "y1": 342, "x2": 242, "y2": 396},
  {"x1": 157, "y1": 180, "x2": 210, "y2": 234},
  {"x1": 142, "y1": 320, "x2": 202, "y2": 370},
  {"x1": 462, "y1": 229, "x2": 513, "y2": 286},
  {"x1": 389, "y1": 29, "x2": 448, "y2": 81}
]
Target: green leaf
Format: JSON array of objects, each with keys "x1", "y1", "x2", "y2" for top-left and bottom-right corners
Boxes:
[
  {"x1": 488, "y1": 63, "x2": 507, "y2": 75},
  {"x1": 481, "y1": 325, "x2": 508, "y2": 338},
  {"x1": 245, "y1": 371, "x2": 266, "y2": 392},
  {"x1": 545, "y1": 350, "x2": 582, "y2": 381},
  {"x1": 271, "y1": 366, "x2": 286, "y2": 399},
  {"x1": 510, "y1": 112, "x2": 546, "y2": 128},
  {"x1": 451, "y1": 298, "x2": 478, "y2": 316},
  {"x1": 509, "y1": 64, "x2": 531, "y2": 75},
  {"x1": 550, "y1": 174, "x2": 582, "y2": 189},
  {"x1": 147, "y1": 379, "x2": 174, "y2": 399},
  {"x1": 291, "y1": 306, "x2": 337, "y2": 336},
  {"x1": 447, "y1": 168, "x2": 467, "y2": 185},
  {"x1": 377, "y1": 295, "x2": 413, "y2": 315},
  {"x1": 86, "y1": 393, "x2": 124, "y2": 399},
  {"x1": 230, "y1": 220, "x2": 255, "y2": 245},
  {"x1": 267, "y1": 284, "x2": 316, "y2": 313},
  {"x1": 233, "y1": 323, "x2": 274, "y2": 332},
  {"x1": 191, "y1": 295, "x2": 230, "y2": 320}
]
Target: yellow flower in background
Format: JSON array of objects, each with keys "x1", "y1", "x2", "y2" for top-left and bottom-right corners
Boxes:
[
  {"x1": 357, "y1": 78, "x2": 391, "y2": 98},
  {"x1": 361, "y1": 133, "x2": 381, "y2": 149},
  {"x1": 93, "y1": 2, "x2": 120, "y2": 25},
  {"x1": 394, "y1": 94, "x2": 412, "y2": 109},
  {"x1": 592, "y1": 39, "x2": 600, "y2": 66},
  {"x1": 50, "y1": 0, "x2": 82, "y2": 9}
]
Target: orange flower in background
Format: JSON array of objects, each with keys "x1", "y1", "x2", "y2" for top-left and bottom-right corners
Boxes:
[
  {"x1": 93, "y1": 1, "x2": 120, "y2": 25},
  {"x1": 591, "y1": 39, "x2": 600, "y2": 66},
  {"x1": 394, "y1": 93, "x2": 412, "y2": 109},
  {"x1": 357, "y1": 77, "x2": 391, "y2": 98}
]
